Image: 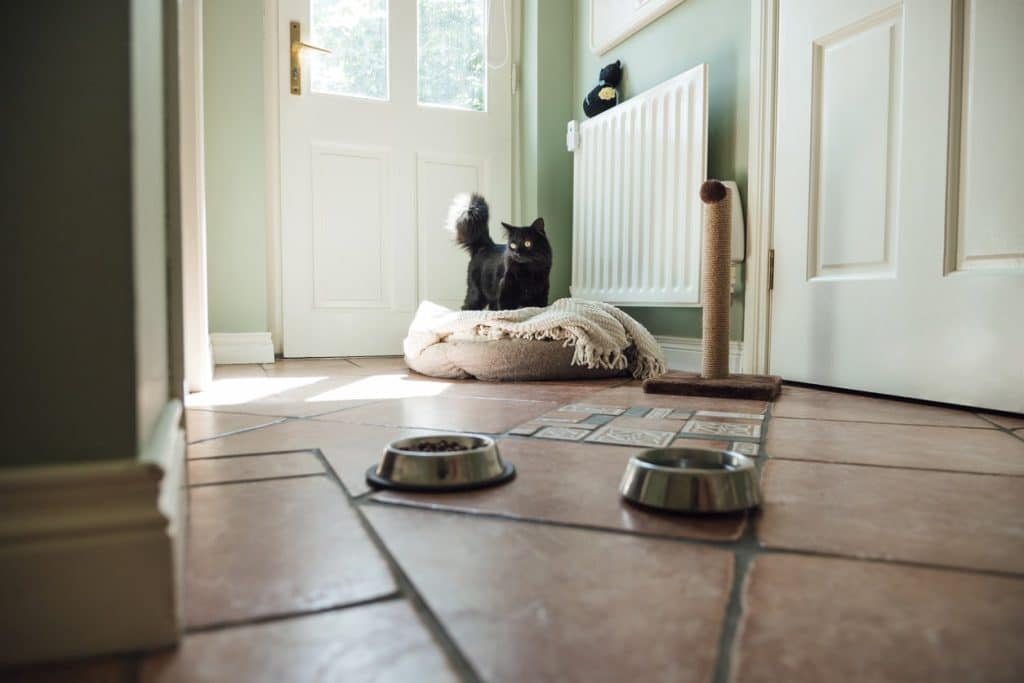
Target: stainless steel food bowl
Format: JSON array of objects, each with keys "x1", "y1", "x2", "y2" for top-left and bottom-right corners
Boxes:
[
  {"x1": 366, "y1": 434, "x2": 515, "y2": 492},
  {"x1": 619, "y1": 447, "x2": 760, "y2": 513}
]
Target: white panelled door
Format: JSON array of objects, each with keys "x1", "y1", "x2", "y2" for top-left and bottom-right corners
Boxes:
[
  {"x1": 771, "y1": 0, "x2": 1024, "y2": 412},
  {"x1": 278, "y1": 0, "x2": 512, "y2": 356}
]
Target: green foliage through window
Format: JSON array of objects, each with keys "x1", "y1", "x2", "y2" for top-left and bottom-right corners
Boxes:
[
  {"x1": 310, "y1": 0, "x2": 388, "y2": 100},
  {"x1": 418, "y1": 0, "x2": 486, "y2": 111}
]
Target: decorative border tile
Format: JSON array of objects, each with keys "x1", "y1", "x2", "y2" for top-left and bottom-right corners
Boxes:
[
  {"x1": 514, "y1": 402, "x2": 769, "y2": 449},
  {"x1": 671, "y1": 438, "x2": 731, "y2": 450},
  {"x1": 509, "y1": 423, "x2": 542, "y2": 436},
  {"x1": 534, "y1": 426, "x2": 592, "y2": 442},
  {"x1": 681, "y1": 419, "x2": 762, "y2": 439},
  {"x1": 586, "y1": 426, "x2": 676, "y2": 448},
  {"x1": 730, "y1": 441, "x2": 760, "y2": 456},
  {"x1": 558, "y1": 404, "x2": 627, "y2": 416},
  {"x1": 695, "y1": 410, "x2": 765, "y2": 421},
  {"x1": 535, "y1": 414, "x2": 587, "y2": 424}
]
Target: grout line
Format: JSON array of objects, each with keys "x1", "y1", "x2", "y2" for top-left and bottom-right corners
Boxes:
[
  {"x1": 313, "y1": 450, "x2": 483, "y2": 683},
  {"x1": 187, "y1": 472, "x2": 326, "y2": 489},
  {"x1": 712, "y1": 524, "x2": 760, "y2": 683},
  {"x1": 185, "y1": 416, "x2": 289, "y2": 446},
  {"x1": 752, "y1": 545, "x2": 1024, "y2": 581},
  {"x1": 770, "y1": 414, "x2": 999, "y2": 430},
  {"x1": 360, "y1": 496, "x2": 748, "y2": 548},
  {"x1": 187, "y1": 447, "x2": 318, "y2": 461},
  {"x1": 766, "y1": 455, "x2": 1024, "y2": 478},
  {"x1": 185, "y1": 593, "x2": 403, "y2": 635},
  {"x1": 975, "y1": 414, "x2": 1024, "y2": 444}
]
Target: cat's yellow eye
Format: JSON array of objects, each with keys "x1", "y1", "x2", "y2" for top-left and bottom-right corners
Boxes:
[
  {"x1": 509, "y1": 242, "x2": 517, "y2": 250},
  {"x1": 524, "y1": 240, "x2": 532, "y2": 248}
]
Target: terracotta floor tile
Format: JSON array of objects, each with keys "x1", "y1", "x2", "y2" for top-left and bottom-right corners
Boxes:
[
  {"x1": 586, "y1": 382, "x2": 769, "y2": 414},
  {"x1": 314, "y1": 396, "x2": 560, "y2": 434},
  {"x1": 732, "y1": 554, "x2": 1024, "y2": 683},
  {"x1": 401, "y1": 376, "x2": 628, "y2": 404},
  {"x1": 185, "y1": 371, "x2": 386, "y2": 418},
  {"x1": 142, "y1": 601, "x2": 458, "y2": 683},
  {"x1": 185, "y1": 409, "x2": 283, "y2": 443},
  {"x1": 758, "y1": 460, "x2": 1024, "y2": 573},
  {"x1": 982, "y1": 413, "x2": 1024, "y2": 430},
  {"x1": 364, "y1": 505, "x2": 733, "y2": 683},
  {"x1": 1, "y1": 656, "x2": 131, "y2": 683},
  {"x1": 186, "y1": 418, "x2": 446, "y2": 496},
  {"x1": 345, "y1": 356, "x2": 410, "y2": 371},
  {"x1": 261, "y1": 357, "x2": 365, "y2": 377},
  {"x1": 773, "y1": 385, "x2": 991, "y2": 427},
  {"x1": 186, "y1": 477, "x2": 395, "y2": 628},
  {"x1": 371, "y1": 437, "x2": 746, "y2": 542},
  {"x1": 212, "y1": 364, "x2": 266, "y2": 379},
  {"x1": 188, "y1": 451, "x2": 324, "y2": 486},
  {"x1": 766, "y1": 417, "x2": 1024, "y2": 475}
]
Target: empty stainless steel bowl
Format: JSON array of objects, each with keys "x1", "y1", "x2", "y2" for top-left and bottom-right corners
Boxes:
[
  {"x1": 619, "y1": 447, "x2": 760, "y2": 513},
  {"x1": 366, "y1": 434, "x2": 515, "y2": 492}
]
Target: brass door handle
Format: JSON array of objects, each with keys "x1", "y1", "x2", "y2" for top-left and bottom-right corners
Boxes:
[{"x1": 290, "y1": 21, "x2": 332, "y2": 95}]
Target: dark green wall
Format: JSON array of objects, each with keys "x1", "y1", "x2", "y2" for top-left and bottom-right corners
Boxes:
[{"x1": 3, "y1": 1, "x2": 137, "y2": 466}]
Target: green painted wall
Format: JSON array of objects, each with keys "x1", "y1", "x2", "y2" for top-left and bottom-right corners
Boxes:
[
  {"x1": 203, "y1": 0, "x2": 268, "y2": 333},
  {"x1": 572, "y1": 0, "x2": 750, "y2": 340},
  {"x1": 3, "y1": 1, "x2": 177, "y2": 466},
  {"x1": 520, "y1": 0, "x2": 575, "y2": 300}
]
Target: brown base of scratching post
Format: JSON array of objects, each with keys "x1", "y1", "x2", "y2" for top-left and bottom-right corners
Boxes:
[
  {"x1": 643, "y1": 371, "x2": 783, "y2": 401},
  {"x1": 644, "y1": 180, "x2": 783, "y2": 401}
]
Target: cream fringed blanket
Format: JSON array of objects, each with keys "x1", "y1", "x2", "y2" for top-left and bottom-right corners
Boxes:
[{"x1": 404, "y1": 298, "x2": 667, "y2": 380}]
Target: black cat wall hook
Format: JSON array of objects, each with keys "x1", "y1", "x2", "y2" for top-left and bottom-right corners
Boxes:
[{"x1": 583, "y1": 60, "x2": 623, "y2": 118}]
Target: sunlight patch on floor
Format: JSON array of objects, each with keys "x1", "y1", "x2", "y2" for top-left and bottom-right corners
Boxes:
[
  {"x1": 306, "y1": 374, "x2": 450, "y2": 402},
  {"x1": 186, "y1": 377, "x2": 326, "y2": 407}
]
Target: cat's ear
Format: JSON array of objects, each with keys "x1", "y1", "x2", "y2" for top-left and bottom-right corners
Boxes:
[
  {"x1": 500, "y1": 221, "x2": 515, "y2": 232},
  {"x1": 530, "y1": 217, "x2": 545, "y2": 234}
]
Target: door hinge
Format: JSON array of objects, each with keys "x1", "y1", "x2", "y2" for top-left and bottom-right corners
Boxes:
[
  {"x1": 768, "y1": 249, "x2": 775, "y2": 291},
  {"x1": 512, "y1": 62, "x2": 520, "y2": 95}
]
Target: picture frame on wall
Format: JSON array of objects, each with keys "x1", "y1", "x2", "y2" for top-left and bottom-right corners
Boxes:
[{"x1": 590, "y1": 0, "x2": 688, "y2": 55}]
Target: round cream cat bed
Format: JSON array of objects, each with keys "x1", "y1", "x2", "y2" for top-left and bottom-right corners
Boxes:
[
  {"x1": 406, "y1": 338, "x2": 629, "y2": 381},
  {"x1": 402, "y1": 299, "x2": 666, "y2": 382}
]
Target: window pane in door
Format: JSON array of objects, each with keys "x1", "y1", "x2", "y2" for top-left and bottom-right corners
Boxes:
[
  {"x1": 310, "y1": 0, "x2": 388, "y2": 99},
  {"x1": 417, "y1": 0, "x2": 486, "y2": 111}
]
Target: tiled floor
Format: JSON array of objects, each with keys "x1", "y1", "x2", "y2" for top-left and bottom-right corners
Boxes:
[{"x1": 8, "y1": 365, "x2": 1024, "y2": 682}]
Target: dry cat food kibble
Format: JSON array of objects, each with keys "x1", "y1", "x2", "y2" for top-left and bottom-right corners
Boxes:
[{"x1": 410, "y1": 440, "x2": 470, "y2": 452}]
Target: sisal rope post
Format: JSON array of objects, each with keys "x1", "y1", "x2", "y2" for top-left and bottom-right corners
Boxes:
[
  {"x1": 700, "y1": 180, "x2": 731, "y2": 379},
  {"x1": 641, "y1": 178, "x2": 782, "y2": 399}
]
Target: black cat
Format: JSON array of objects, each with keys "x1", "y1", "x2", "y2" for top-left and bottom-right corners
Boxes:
[{"x1": 446, "y1": 193, "x2": 552, "y2": 310}]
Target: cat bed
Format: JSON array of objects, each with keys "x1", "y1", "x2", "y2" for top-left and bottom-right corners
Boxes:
[{"x1": 403, "y1": 299, "x2": 666, "y2": 382}]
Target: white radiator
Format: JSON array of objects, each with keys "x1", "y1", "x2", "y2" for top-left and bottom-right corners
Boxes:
[{"x1": 571, "y1": 64, "x2": 708, "y2": 306}]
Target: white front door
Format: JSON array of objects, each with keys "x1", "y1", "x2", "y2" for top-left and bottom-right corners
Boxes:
[
  {"x1": 771, "y1": 0, "x2": 1024, "y2": 412},
  {"x1": 278, "y1": 0, "x2": 513, "y2": 356}
]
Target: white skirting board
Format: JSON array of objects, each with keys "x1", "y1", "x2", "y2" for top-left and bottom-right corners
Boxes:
[
  {"x1": 0, "y1": 401, "x2": 186, "y2": 666},
  {"x1": 210, "y1": 331, "x2": 275, "y2": 365},
  {"x1": 655, "y1": 336, "x2": 745, "y2": 374}
]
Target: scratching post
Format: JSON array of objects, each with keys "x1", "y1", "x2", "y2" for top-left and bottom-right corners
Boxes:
[
  {"x1": 643, "y1": 180, "x2": 783, "y2": 400},
  {"x1": 700, "y1": 180, "x2": 731, "y2": 380}
]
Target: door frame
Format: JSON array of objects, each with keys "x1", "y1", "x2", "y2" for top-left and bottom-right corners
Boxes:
[
  {"x1": 741, "y1": 0, "x2": 779, "y2": 375},
  {"x1": 181, "y1": 0, "x2": 214, "y2": 390},
  {"x1": 262, "y1": 0, "x2": 523, "y2": 356}
]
